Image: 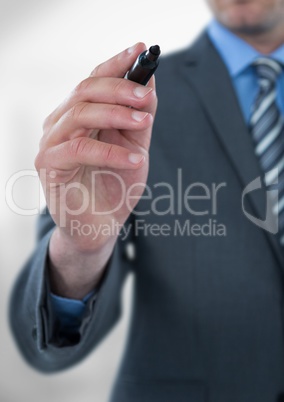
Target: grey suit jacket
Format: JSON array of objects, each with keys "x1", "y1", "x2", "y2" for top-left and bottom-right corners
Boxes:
[{"x1": 9, "y1": 32, "x2": 284, "y2": 402}]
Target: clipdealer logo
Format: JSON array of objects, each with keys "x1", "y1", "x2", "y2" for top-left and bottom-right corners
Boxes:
[
  {"x1": 5, "y1": 168, "x2": 228, "y2": 238},
  {"x1": 242, "y1": 168, "x2": 279, "y2": 234},
  {"x1": 5, "y1": 167, "x2": 282, "y2": 237}
]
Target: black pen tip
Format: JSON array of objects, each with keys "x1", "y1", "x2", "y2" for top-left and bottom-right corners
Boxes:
[{"x1": 149, "y1": 45, "x2": 161, "y2": 56}]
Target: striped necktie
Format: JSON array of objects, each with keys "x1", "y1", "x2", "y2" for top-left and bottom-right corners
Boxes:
[{"x1": 250, "y1": 57, "x2": 284, "y2": 244}]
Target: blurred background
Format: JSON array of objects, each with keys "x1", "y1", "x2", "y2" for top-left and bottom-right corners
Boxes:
[{"x1": 1, "y1": 1, "x2": 210, "y2": 401}]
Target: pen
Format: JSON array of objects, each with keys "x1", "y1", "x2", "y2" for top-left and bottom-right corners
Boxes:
[{"x1": 126, "y1": 45, "x2": 161, "y2": 86}]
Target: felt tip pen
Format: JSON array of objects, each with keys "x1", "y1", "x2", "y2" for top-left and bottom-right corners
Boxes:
[{"x1": 126, "y1": 45, "x2": 161, "y2": 86}]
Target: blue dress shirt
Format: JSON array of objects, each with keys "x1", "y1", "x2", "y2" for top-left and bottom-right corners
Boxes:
[
  {"x1": 50, "y1": 19, "x2": 284, "y2": 339},
  {"x1": 207, "y1": 19, "x2": 284, "y2": 123}
]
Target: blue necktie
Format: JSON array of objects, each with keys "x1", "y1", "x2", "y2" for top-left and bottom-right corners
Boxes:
[{"x1": 250, "y1": 57, "x2": 284, "y2": 244}]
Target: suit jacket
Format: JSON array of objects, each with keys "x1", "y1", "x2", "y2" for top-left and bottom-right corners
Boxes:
[{"x1": 9, "y1": 32, "x2": 284, "y2": 402}]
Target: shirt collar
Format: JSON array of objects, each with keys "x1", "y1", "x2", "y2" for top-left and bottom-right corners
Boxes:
[{"x1": 207, "y1": 19, "x2": 284, "y2": 77}]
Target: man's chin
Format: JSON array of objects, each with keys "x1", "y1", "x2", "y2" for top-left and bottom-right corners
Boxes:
[
  {"x1": 228, "y1": 22, "x2": 273, "y2": 35},
  {"x1": 219, "y1": 12, "x2": 276, "y2": 36}
]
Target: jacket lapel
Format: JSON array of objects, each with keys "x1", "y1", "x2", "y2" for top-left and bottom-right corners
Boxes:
[{"x1": 179, "y1": 32, "x2": 284, "y2": 269}]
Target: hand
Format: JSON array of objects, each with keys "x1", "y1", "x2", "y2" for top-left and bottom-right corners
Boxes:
[{"x1": 35, "y1": 42, "x2": 157, "y2": 254}]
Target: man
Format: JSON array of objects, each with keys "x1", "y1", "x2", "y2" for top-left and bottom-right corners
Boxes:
[{"x1": 9, "y1": 0, "x2": 284, "y2": 401}]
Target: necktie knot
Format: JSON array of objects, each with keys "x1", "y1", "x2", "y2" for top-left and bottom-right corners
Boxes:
[{"x1": 253, "y1": 57, "x2": 282, "y2": 86}]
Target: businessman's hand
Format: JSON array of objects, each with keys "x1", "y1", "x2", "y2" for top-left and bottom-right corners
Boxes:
[{"x1": 35, "y1": 43, "x2": 157, "y2": 298}]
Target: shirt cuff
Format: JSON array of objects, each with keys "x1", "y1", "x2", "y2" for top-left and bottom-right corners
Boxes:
[{"x1": 50, "y1": 290, "x2": 96, "y2": 334}]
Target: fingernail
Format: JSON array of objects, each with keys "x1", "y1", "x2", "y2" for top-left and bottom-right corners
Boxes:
[
  {"x1": 128, "y1": 153, "x2": 145, "y2": 164},
  {"x1": 127, "y1": 44, "x2": 137, "y2": 54},
  {"x1": 132, "y1": 111, "x2": 149, "y2": 122},
  {"x1": 133, "y1": 86, "x2": 153, "y2": 99}
]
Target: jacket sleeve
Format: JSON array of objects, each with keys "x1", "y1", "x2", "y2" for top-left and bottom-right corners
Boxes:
[{"x1": 8, "y1": 210, "x2": 131, "y2": 373}]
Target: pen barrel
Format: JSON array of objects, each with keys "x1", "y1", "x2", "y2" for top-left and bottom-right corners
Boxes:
[{"x1": 126, "y1": 51, "x2": 159, "y2": 85}]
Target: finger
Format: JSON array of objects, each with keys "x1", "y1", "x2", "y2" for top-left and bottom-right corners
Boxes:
[
  {"x1": 40, "y1": 137, "x2": 147, "y2": 172},
  {"x1": 72, "y1": 77, "x2": 156, "y2": 111},
  {"x1": 48, "y1": 77, "x2": 156, "y2": 132},
  {"x1": 45, "y1": 102, "x2": 153, "y2": 147},
  {"x1": 44, "y1": 43, "x2": 147, "y2": 129},
  {"x1": 90, "y1": 42, "x2": 146, "y2": 78}
]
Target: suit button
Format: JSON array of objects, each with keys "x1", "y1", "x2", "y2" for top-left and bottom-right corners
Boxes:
[
  {"x1": 124, "y1": 242, "x2": 136, "y2": 261},
  {"x1": 32, "y1": 326, "x2": 37, "y2": 341}
]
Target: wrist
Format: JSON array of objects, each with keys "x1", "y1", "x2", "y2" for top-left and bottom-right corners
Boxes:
[{"x1": 48, "y1": 227, "x2": 117, "y2": 299}]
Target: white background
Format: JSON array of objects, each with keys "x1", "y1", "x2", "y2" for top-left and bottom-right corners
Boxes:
[{"x1": 1, "y1": 1, "x2": 210, "y2": 401}]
